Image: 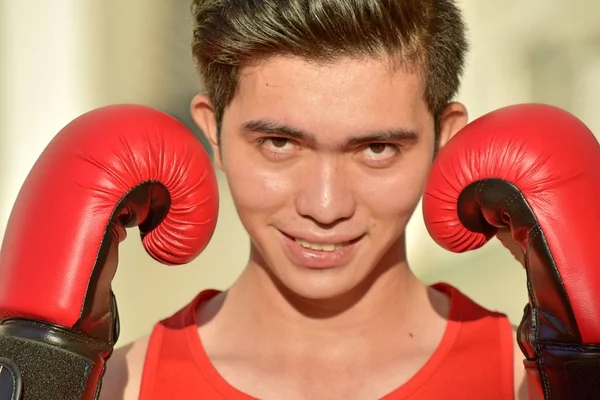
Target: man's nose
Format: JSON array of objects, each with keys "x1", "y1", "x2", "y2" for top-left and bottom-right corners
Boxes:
[{"x1": 295, "y1": 160, "x2": 356, "y2": 226}]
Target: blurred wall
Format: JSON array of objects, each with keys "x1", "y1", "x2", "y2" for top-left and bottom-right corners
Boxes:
[{"x1": 1, "y1": 0, "x2": 598, "y2": 346}]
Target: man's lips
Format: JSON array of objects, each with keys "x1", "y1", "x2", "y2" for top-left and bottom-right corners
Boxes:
[
  {"x1": 279, "y1": 231, "x2": 364, "y2": 251},
  {"x1": 277, "y1": 231, "x2": 363, "y2": 269},
  {"x1": 280, "y1": 231, "x2": 364, "y2": 247}
]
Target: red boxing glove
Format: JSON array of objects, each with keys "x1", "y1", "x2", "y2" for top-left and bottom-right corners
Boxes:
[
  {"x1": 0, "y1": 105, "x2": 219, "y2": 400},
  {"x1": 423, "y1": 104, "x2": 600, "y2": 399}
]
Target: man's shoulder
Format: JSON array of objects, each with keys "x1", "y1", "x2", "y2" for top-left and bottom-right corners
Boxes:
[
  {"x1": 99, "y1": 334, "x2": 152, "y2": 400},
  {"x1": 456, "y1": 286, "x2": 528, "y2": 398},
  {"x1": 511, "y1": 325, "x2": 528, "y2": 400},
  {"x1": 434, "y1": 283, "x2": 528, "y2": 398},
  {"x1": 98, "y1": 290, "x2": 216, "y2": 399}
]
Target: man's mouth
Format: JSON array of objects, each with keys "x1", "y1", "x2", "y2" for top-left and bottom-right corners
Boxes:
[
  {"x1": 278, "y1": 231, "x2": 364, "y2": 268},
  {"x1": 293, "y1": 239, "x2": 348, "y2": 252}
]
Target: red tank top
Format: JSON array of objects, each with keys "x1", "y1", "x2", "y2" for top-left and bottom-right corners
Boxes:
[{"x1": 139, "y1": 283, "x2": 515, "y2": 399}]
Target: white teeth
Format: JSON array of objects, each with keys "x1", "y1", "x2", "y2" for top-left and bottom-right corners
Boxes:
[{"x1": 295, "y1": 239, "x2": 346, "y2": 252}]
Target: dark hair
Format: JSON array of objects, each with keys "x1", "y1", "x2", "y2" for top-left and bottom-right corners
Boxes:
[{"x1": 191, "y1": 0, "x2": 468, "y2": 133}]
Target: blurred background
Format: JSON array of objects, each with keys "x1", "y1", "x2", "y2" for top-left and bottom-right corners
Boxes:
[{"x1": 1, "y1": 0, "x2": 598, "y2": 346}]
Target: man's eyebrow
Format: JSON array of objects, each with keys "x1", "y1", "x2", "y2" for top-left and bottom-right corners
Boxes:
[
  {"x1": 241, "y1": 119, "x2": 418, "y2": 145},
  {"x1": 346, "y1": 129, "x2": 419, "y2": 146},
  {"x1": 241, "y1": 119, "x2": 314, "y2": 140}
]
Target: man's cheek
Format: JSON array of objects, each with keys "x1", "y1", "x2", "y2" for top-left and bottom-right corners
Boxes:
[
  {"x1": 229, "y1": 169, "x2": 296, "y2": 211},
  {"x1": 359, "y1": 173, "x2": 422, "y2": 211}
]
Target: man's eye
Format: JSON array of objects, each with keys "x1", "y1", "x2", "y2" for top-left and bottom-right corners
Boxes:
[
  {"x1": 367, "y1": 143, "x2": 388, "y2": 154},
  {"x1": 257, "y1": 137, "x2": 296, "y2": 160},
  {"x1": 268, "y1": 137, "x2": 292, "y2": 149},
  {"x1": 362, "y1": 143, "x2": 400, "y2": 159}
]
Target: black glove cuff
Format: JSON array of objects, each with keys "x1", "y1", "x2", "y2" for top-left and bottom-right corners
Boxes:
[
  {"x1": 531, "y1": 343, "x2": 600, "y2": 400},
  {"x1": 0, "y1": 319, "x2": 111, "y2": 400}
]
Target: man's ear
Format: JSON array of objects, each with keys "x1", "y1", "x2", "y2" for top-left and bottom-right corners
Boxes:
[
  {"x1": 437, "y1": 102, "x2": 468, "y2": 152},
  {"x1": 191, "y1": 94, "x2": 223, "y2": 170}
]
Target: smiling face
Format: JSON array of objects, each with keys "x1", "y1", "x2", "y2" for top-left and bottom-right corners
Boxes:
[{"x1": 193, "y1": 55, "x2": 466, "y2": 301}]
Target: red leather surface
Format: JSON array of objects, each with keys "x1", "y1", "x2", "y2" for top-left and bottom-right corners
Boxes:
[
  {"x1": 423, "y1": 103, "x2": 600, "y2": 343},
  {"x1": 0, "y1": 104, "x2": 219, "y2": 328}
]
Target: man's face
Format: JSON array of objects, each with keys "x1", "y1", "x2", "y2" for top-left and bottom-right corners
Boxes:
[{"x1": 202, "y1": 56, "x2": 443, "y2": 300}]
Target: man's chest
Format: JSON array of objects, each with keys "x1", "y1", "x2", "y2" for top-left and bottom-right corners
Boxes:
[{"x1": 209, "y1": 355, "x2": 429, "y2": 400}]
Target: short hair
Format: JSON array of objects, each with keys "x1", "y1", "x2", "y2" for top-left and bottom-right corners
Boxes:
[{"x1": 191, "y1": 0, "x2": 468, "y2": 133}]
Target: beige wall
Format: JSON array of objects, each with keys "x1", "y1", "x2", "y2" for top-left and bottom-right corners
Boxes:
[{"x1": 1, "y1": 0, "x2": 599, "y2": 346}]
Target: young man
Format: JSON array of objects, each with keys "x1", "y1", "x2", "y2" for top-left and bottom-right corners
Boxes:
[{"x1": 101, "y1": 0, "x2": 528, "y2": 398}]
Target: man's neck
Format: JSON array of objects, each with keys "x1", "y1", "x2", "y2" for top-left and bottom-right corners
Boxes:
[
  {"x1": 238, "y1": 261, "x2": 415, "y2": 331},
  {"x1": 198, "y1": 248, "x2": 450, "y2": 360}
]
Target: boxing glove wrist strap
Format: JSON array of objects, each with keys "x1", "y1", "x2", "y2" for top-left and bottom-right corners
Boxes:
[
  {"x1": 525, "y1": 343, "x2": 600, "y2": 400},
  {"x1": 0, "y1": 319, "x2": 111, "y2": 400}
]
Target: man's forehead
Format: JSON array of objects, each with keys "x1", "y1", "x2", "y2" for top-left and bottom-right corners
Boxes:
[
  {"x1": 226, "y1": 55, "x2": 429, "y2": 139},
  {"x1": 236, "y1": 59, "x2": 421, "y2": 106},
  {"x1": 238, "y1": 54, "x2": 423, "y2": 93}
]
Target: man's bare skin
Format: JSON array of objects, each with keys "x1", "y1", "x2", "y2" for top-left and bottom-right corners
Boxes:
[{"x1": 100, "y1": 282, "x2": 528, "y2": 399}]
